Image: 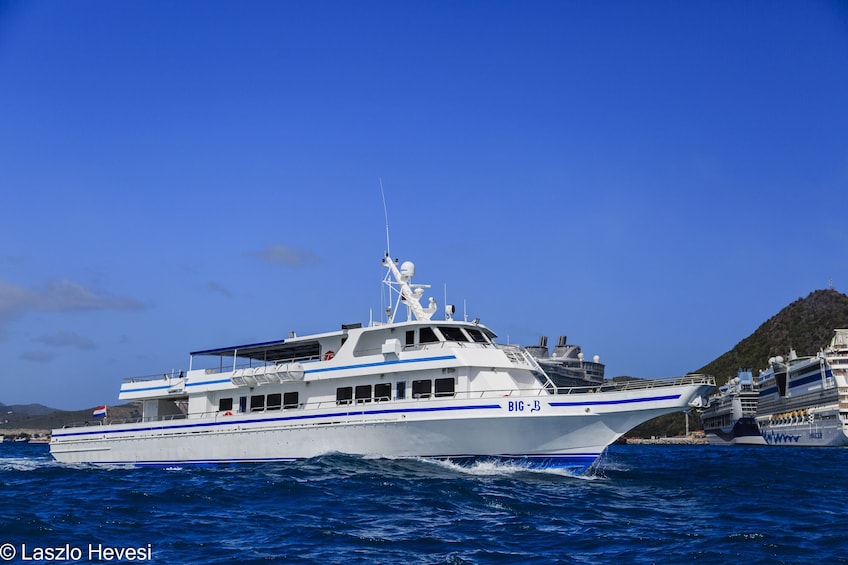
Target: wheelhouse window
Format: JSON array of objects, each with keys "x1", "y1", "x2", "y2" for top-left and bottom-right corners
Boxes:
[
  {"x1": 466, "y1": 328, "x2": 489, "y2": 344},
  {"x1": 337, "y1": 387, "x2": 353, "y2": 405},
  {"x1": 435, "y1": 377, "x2": 455, "y2": 397},
  {"x1": 374, "y1": 382, "x2": 391, "y2": 402},
  {"x1": 355, "y1": 384, "x2": 372, "y2": 403},
  {"x1": 412, "y1": 379, "x2": 432, "y2": 399},
  {"x1": 396, "y1": 381, "x2": 406, "y2": 400},
  {"x1": 405, "y1": 330, "x2": 415, "y2": 346},
  {"x1": 267, "y1": 393, "x2": 282, "y2": 410},
  {"x1": 283, "y1": 391, "x2": 299, "y2": 409},
  {"x1": 439, "y1": 327, "x2": 469, "y2": 342},
  {"x1": 218, "y1": 398, "x2": 233, "y2": 411},
  {"x1": 419, "y1": 327, "x2": 439, "y2": 344}
]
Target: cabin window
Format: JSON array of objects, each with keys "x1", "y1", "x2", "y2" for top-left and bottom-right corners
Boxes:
[
  {"x1": 267, "y1": 393, "x2": 282, "y2": 410},
  {"x1": 466, "y1": 328, "x2": 489, "y2": 343},
  {"x1": 283, "y1": 391, "x2": 299, "y2": 409},
  {"x1": 239, "y1": 396, "x2": 247, "y2": 414},
  {"x1": 405, "y1": 330, "x2": 415, "y2": 346},
  {"x1": 250, "y1": 395, "x2": 265, "y2": 412},
  {"x1": 412, "y1": 379, "x2": 432, "y2": 399},
  {"x1": 337, "y1": 387, "x2": 353, "y2": 405},
  {"x1": 439, "y1": 327, "x2": 468, "y2": 342},
  {"x1": 374, "y1": 382, "x2": 391, "y2": 402},
  {"x1": 355, "y1": 384, "x2": 372, "y2": 403},
  {"x1": 435, "y1": 377, "x2": 455, "y2": 397},
  {"x1": 419, "y1": 327, "x2": 439, "y2": 344},
  {"x1": 218, "y1": 398, "x2": 233, "y2": 411},
  {"x1": 396, "y1": 381, "x2": 406, "y2": 400}
]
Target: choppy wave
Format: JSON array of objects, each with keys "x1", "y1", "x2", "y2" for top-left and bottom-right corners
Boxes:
[{"x1": 3, "y1": 443, "x2": 848, "y2": 564}]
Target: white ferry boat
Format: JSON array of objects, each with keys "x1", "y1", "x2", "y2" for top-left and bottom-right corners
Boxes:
[
  {"x1": 700, "y1": 369, "x2": 765, "y2": 446},
  {"x1": 755, "y1": 330, "x2": 848, "y2": 446},
  {"x1": 50, "y1": 254, "x2": 714, "y2": 472}
]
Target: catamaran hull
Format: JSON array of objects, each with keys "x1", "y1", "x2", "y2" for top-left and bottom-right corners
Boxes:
[{"x1": 50, "y1": 384, "x2": 710, "y2": 473}]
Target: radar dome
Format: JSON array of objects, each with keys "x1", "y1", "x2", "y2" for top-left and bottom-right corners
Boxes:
[
  {"x1": 399, "y1": 261, "x2": 415, "y2": 281},
  {"x1": 593, "y1": 355, "x2": 600, "y2": 363}
]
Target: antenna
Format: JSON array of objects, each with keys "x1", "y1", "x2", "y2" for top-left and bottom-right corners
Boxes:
[{"x1": 380, "y1": 178, "x2": 390, "y2": 258}]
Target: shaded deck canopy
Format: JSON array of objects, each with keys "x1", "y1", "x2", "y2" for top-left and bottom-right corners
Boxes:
[{"x1": 191, "y1": 338, "x2": 321, "y2": 364}]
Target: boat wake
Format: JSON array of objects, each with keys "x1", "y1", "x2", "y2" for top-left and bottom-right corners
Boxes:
[{"x1": 423, "y1": 457, "x2": 601, "y2": 480}]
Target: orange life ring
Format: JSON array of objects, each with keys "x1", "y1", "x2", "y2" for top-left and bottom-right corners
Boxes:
[
  {"x1": 223, "y1": 411, "x2": 233, "y2": 416},
  {"x1": 324, "y1": 350, "x2": 335, "y2": 361}
]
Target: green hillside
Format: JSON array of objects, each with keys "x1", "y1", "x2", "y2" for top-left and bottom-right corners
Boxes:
[{"x1": 629, "y1": 288, "x2": 848, "y2": 438}]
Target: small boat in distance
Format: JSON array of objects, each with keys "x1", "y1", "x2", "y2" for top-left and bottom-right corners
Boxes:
[
  {"x1": 700, "y1": 369, "x2": 765, "y2": 446},
  {"x1": 50, "y1": 252, "x2": 714, "y2": 473}
]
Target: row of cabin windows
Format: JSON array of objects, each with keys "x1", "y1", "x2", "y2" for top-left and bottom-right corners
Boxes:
[
  {"x1": 406, "y1": 327, "x2": 490, "y2": 346},
  {"x1": 217, "y1": 377, "x2": 457, "y2": 411},
  {"x1": 218, "y1": 392, "x2": 299, "y2": 413},
  {"x1": 336, "y1": 377, "x2": 455, "y2": 405}
]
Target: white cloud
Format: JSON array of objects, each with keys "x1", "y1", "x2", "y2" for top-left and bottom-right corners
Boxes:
[
  {"x1": 33, "y1": 331, "x2": 97, "y2": 350},
  {"x1": 206, "y1": 281, "x2": 232, "y2": 297},
  {"x1": 0, "y1": 278, "x2": 147, "y2": 326},
  {"x1": 20, "y1": 351, "x2": 54, "y2": 363},
  {"x1": 251, "y1": 244, "x2": 319, "y2": 267}
]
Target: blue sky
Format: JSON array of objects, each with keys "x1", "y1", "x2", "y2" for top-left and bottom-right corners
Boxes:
[{"x1": 1, "y1": 1, "x2": 846, "y2": 409}]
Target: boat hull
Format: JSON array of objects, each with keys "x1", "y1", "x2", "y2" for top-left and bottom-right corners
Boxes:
[
  {"x1": 704, "y1": 417, "x2": 766, "y2": 446},
  {"x1": 51, "y1": 383, "x2": 710, "y2": 473},
  {"x1": 758, "y1": 410, "x2": 848, "y2": 447}
]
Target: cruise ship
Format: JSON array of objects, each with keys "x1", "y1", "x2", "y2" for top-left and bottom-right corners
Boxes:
[
  {"x1": 525, "y1": 335, "x2": 606, "y2": 388},
  {"x1": 700, "y1": 369, "x2": 765, "y2": 445},
  {"x1": 755, "y1": 329, "x2": 848, "y2": 446},
  {"x1": 50, "y1": 253, "x2": 714, "y2": 472}
]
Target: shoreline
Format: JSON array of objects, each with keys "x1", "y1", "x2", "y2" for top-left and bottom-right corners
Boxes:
[{"x1": 624, "y1": 436, "x2": 708, "y2": 445}]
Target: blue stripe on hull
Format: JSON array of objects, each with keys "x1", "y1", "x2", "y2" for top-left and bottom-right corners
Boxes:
[
  {"x1": 548, "y1": 393, "x2": 680, "y2": 407},
  {"x1": 52, "y1": 404, "x2": 503, "y2": 438},
  {"x1": 84, "y1": 453, "x2": 602, "y2": 474}
]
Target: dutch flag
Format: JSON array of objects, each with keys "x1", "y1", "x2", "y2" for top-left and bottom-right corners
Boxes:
[{"x1": 92, "y1": 405, "x2": 107, "y2": 418}]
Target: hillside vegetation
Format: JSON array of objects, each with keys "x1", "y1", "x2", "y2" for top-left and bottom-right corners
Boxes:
[
  {"x1": 630, "y1": 289, "x2": 848, "y2": 438},
  {"x1": 0, "y1": 403, "x2": 140, "y2": 437}
]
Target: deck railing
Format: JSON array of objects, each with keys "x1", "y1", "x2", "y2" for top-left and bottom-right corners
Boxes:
[{"x1": 59, "y1": 374, "x2": 714, "y2": 430}]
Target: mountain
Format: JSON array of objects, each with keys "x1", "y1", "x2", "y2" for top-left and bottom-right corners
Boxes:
[
  {"x1": 0, "y1": 402, "x2": 58, "y2": 416},
  {"x1": 697, "y1": 289, "x2": 848, "y2": 385},
  {"x1": 629, "y1": 288, "x2": 848, "y2": 438},
  {"x1": 0, "y1": 403, "x2": 141, "y2": 436}
]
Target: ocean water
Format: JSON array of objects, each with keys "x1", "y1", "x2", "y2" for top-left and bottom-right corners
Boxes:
[{"x1": 1, "y1": 443, "x2": 847, "y2": 564}]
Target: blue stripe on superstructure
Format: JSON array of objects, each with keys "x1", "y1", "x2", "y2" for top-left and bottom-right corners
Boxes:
[
  {"x1": 788, "y1": 370, "x2": 829, "y2": 389},
  {"x1": 51, "y1": 403, "x2": 502, "y2": 438},
  {"x1": 121, "y1": 384, "x2": 171, "y2": 393},
  {"x1": 548, "y1": 394, "x2": 681, "y2": 407},
  {"x1": 760, "y1": 369, "x2": 831, "y2": 397},
  {"x1": 185, "y1": 378, "x2": 231, "y2": 388},
  {"x1": 122, "y1": 355, "x2": 458, "y2": 393},
  {"x1": 305, "y1": 355, "x2": 457, "y2": 374}
]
